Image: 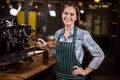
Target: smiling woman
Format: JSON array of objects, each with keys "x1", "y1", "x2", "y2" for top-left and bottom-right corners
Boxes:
[{"x1": 35, "y1": 1, "x2": 105, "y2": 80}]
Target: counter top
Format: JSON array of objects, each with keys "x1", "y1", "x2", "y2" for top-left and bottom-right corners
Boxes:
[{"x1": 0, "y1": 54, "x2": 56, "y2": 80}]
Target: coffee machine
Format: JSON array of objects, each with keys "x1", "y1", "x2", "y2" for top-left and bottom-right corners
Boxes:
[{"x1": 0, "y1": 17, "x2": 35, "y2": 69}]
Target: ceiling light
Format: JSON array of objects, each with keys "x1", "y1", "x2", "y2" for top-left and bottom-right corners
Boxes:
[
  {"x1": 80, "y1": 9, "x2": 84, "y2": 14},
  {"x1": 94, "y1": 0, "x2": 101, "y2": 3},
  {"x1": 10, "y1": 6, "x2": 21, "y2": 16},
  {"x1": 78, "y1": 2, "x2": 83, "y2": 7},
  {"x1": 49, "y1": 10, "x2": 56, "y2": 17}
]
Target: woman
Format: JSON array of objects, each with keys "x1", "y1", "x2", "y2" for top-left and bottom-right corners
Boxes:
[{"x1": 36, "y1": 2, "x2": 105, "y2": 80}]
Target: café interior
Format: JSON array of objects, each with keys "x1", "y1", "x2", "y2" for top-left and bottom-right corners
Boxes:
[{"x1": 0, "y1": 0, "x2": 120, "y2": 80}]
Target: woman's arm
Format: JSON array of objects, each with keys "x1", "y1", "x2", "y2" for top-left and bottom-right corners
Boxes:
[
  {"x1": 83, "y1": 32, "x2": 105, "y2": 70},
  {"x1": 36, "y1": 38, "x2": 55, "y2": 56},
  {"x1": 72, "y1": 31, "x2": 104, "y2": 76},
  {"x1": 72, "y1": 66, "x2": 93, "y2": 76}
]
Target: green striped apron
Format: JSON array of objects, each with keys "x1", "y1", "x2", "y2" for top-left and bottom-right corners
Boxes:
[{"x1": 55, "y1": 27, "x2": 85, "y2": 80}]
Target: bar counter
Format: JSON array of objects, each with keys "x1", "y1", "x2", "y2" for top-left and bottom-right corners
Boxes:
[{"x1": 0, "y1": 53, "x2": 56, "y2": 80}]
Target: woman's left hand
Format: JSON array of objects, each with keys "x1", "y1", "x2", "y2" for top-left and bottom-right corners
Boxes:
[{"x1": 72, "y1": 66, "x2": 86, "y2": 76}]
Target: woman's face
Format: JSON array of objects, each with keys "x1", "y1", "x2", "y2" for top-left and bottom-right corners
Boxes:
[{"x1": 62, "y1": 6, "x2": 77, "y2": 27}]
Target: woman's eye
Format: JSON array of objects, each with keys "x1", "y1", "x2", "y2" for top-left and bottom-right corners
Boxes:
[
  {"x1": 63, "y1": 12, "x2": 74, "y2": 16},
  {"x1": 70, "y1": 13, "x2": 74, "y2": 16},
  {"x1": 64, "y1": 12, "x2": 68, "y2": 15}
]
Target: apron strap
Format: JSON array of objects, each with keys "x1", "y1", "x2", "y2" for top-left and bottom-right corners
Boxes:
[{"x1": 73, "y1": 27, "x2": 77, "y2": 43}]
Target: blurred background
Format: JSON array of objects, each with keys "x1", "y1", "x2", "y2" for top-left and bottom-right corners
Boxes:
[{"x1": 0, "y1": 0, "x2": 120, "y2": 80}]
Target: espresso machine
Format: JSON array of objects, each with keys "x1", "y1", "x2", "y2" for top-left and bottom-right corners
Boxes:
[{"x1": 0, "y1": 17, "x2": 42, "y2": 70}]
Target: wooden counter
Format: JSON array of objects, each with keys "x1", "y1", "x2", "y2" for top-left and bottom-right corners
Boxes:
[{"x1": 0, "y1": 54, "x2": 56, "y2": 80}]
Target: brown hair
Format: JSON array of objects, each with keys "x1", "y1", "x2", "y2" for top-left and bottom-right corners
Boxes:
[{"x1": 62, "y1": 2, "x2": 80, "y2": 27}]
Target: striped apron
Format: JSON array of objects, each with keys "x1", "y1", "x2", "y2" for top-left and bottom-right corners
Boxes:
[{"x1": 55, "y1": 27, "x2": 85, "y2": 80}]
